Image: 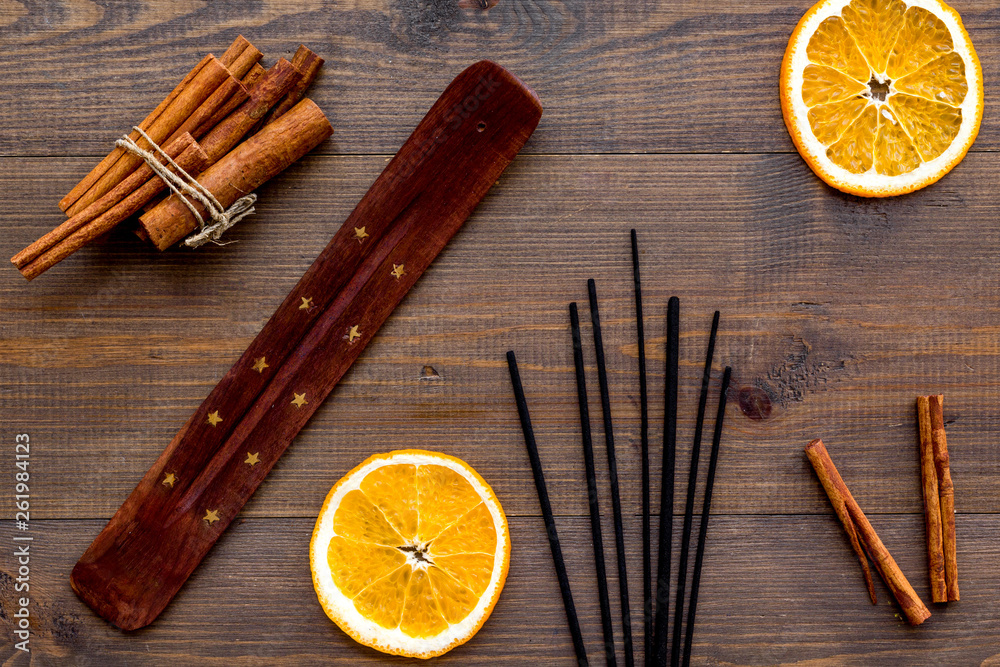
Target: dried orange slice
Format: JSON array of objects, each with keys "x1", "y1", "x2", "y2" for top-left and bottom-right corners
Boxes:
[
  {"x1": 310, "y1": 450, "x2": 510, "y2": 659},
  {"x1": 780, "y1": 0, "x2": 982, "y2": 196}
]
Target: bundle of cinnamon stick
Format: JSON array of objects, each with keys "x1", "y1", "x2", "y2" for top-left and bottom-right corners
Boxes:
[{"x1": 11, "y1": 36, "x2": 332, "y2": 280}]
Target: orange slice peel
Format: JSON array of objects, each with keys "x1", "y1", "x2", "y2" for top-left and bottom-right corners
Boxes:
[
  {"x1": 310, "y1": 450, "x2": 510, "y2": 659},
  {"x1": 781, "y1": 0, "x2": 982, "y2": 196}
]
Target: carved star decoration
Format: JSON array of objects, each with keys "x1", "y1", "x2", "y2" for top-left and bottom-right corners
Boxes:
[
  {"x1": 299, "y1": 297, "x2": 313, "y2": 310},
  {"x1": 253, "y1": 356, "x2": 269, "y2": 373},
  {"x1": 207, "y1": 410, "x2": 223, "y2": 427},
  {"x1": 245, "y1": 452, "x2": 260, "y2": 467},
  {"x1": 292, "y1": 392, "x2": 308, "y2": 408},
  {"x1": 162, "y1": 472, "x2": 176, "y2": 488},
  {"x1": 354, "y1": 226, "x2": 369, "y2": 243},
  {"x1": 204, "y1": 509, "x2": 220, "y2": 524},
  {"x1": 391, "y1": 263, "x2": 406, "y2": 279},
  {"x1": 348, "y1": 325, "x2": 361, "y2": 343}
]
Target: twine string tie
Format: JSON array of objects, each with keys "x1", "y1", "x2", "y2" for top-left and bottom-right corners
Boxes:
[{"x1": 116, "y1": 126, "x2": 256, "y2": 248}]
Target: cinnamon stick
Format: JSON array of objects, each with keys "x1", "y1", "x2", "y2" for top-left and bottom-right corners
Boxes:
[
  {"x1": 242, "y1": 63, "x2": 267, "y2": 89},
  {"x1": 58, "y1": 54, "x2": 213, "y2": 213},
  {"x1": 917, "y1": 397, "x2": 947, "y2": 602},
  {"x1": 805, "y1": 439, "x2": 931, "y2": 625},
  {"x1": 18, "y1": 136, "x2": 209, "y2": 280},
  {"x1": 135, "y1": 63, "x2": 273, "y2": 242},
  {"x1": 220, "y1": 37, "x2": 263, "y2": 79},
  {"x1": 267, "y1": 45, "x2": 324, "y2": 123},
  {"x1": 190, "y1": 63, "x2": 268, "y2": 140},
  {"x1": 175, "y1": 35, "x2": 259, "y2": 142},
  {"x1": 164, "y1": 77, "x2": 248, "y2": 148},
  {"x1": 928, "y1": 395, "x2": 959, "y2": 601},
  {"x1": 64, "y1": 56, "x2": 233, "y2": 217},
  {"x1": 219, "y1": 35, "x2": 254, "y2": 69},
  {"x1": 135, "y1": 61, "x2": 270, "y2": 236},
  {"x1": 12, "y1": 132, "x2": 202, "y2": 271},
  {"x1": 197, "y1": 58, "x2": 303, "y2": 163},
  {"x1": 139, "y1": 98, "x2": 332, "y2": 250},
  {"x1": 59, "y1": 35, "x2": 257, "y2": 215},
  {"x1": 806, "y1": 439, "x2": 877, "y2": 605},
  {"x1": 136, "y1": 60, "x2": 308, "y2": 249}
]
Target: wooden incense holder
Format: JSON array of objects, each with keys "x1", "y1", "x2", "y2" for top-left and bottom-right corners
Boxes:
[{"x1": 71, "y1": 61, "x2": 542, "y2": 631}]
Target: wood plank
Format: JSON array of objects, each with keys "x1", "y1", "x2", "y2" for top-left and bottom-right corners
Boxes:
[
  {"x1": 3, "y1": 153, "x2": 999, "y2": 519},
  {"x1": 3, "y1": 0, "x2": 998, "y2": 662},
  {"x1": 0, "y1": 0, "x2": 997, "y2": 156},
  {"x1": 1, "y1": 515, "x2": 997, "y2": 663}
]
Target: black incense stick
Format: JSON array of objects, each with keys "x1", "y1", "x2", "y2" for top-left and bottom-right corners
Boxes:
[
  {"x1": 506, "y1": 351, "x2": 589, "y2": 666},
  {"x1": 670, "y1": 311, "x2": 720, "y2": 667},
  {"x1": 570, "y1": 303, "x2": 617, "y2": 666},
  {"x1": 587, "y1": 279, "x2": 634, "y2": 667},
  {"x1": 653, "y1": 296, "x2": 680, "y2": 665},
  {"x1": 681, "y1": 366, "x2": 731, "y2": 667},
  {"x1": 630, "y1": 229, "x2": 652, "y2": 663}
]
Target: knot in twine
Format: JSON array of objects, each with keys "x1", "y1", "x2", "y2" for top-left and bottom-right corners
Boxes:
[{"x1": 116, "y1": 127, "x2": 257, "y2": 248}]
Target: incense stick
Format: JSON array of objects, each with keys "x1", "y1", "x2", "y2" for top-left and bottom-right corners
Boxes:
[
  {"x1": 506, "y1": 351, "x2": 589, "y2": 665},
  {"x1": 630, "y1": 229, "x2": 652, "y2": 662},
  {"x1": 681, "y1": 366, "x2": 731, "y2": 667},
  {"x1": 670, "y1": 311, "x2": 720, "y2": 667},
  {"x1": 653, "y1": 295, "x2": 680, "y2": 664},
  {"x1": 587, "y1": 279, "x2": 634, "y2": 667},
  {"x1": 570, "y1": 303, "x2": 617, "y2": 666}
]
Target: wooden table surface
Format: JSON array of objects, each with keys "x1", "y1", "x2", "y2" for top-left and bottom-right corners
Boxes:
[{"x1": 3, "y1": 1, "x2": 1000, "y2": 664}]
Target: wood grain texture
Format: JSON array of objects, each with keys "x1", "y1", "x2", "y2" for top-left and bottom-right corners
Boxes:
[
  {"x1": 4, "y1": 153, "x2": 999, "y2": 518},
  {"x1": 0, "y1": 0, "x2": 998, "y2": 156},
  {"x1": 3, "y1": 0, "x2": 1000, "y2": 661},
  {"x1": 4, "y1": 150, "x2": 999, "y2": 658},
  {"x1": 4, "y1": 516, "x2": 1000, "y2": 665}
]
